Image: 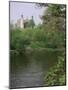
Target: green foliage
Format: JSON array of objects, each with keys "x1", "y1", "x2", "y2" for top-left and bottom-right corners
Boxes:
[
  {"x1": 44, "y1": 52, "x2": 66, "y2": 86},
  {"x1": 42, "y1": 4, "x2": 66, "y2": 31},
  {"x1": 48, "y1": 4, "x2": 66, "y2": 17},
  {"x1": 10, "y1": 29, "x2": 31, "y2": 50},
  {"x1": 10, "y1": 27, "x2": 65, "y2": 50}
]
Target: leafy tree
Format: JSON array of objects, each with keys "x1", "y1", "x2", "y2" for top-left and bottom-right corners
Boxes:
[{"x1": 41, "y1": 4, "x2": 66, "y2": 31}]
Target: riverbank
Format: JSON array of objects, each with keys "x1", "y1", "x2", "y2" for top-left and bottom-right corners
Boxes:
[
  {"x1": 10, "y1": 47, "x2": 65, "y2": 55},
  {"x1": 10, "y1": 47, "x2": 65, "y2": 52}
]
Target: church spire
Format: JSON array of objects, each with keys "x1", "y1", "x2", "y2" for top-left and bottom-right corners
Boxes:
[{"x1": 21, "y1": 14, "x2": 23, "y2": 18}]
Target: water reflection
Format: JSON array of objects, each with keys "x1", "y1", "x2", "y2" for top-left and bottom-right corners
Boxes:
[
  {"x1": 10, "y1": 52, "x2": 30, "y2": 73},
  {"x1": 10, "y1": 49, "x2": 62, "y2": 89}
]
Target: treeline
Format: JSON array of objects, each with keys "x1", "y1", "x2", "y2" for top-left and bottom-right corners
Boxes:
[{"x1": 10, "y1": 27, "x2": 65, "y2": 50}]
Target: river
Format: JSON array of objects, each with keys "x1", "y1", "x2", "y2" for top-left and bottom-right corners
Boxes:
[{"x1": 9, "y1": 49, "x2": 63, "y2": 89}]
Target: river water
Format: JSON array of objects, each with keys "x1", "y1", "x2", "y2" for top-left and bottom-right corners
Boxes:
[{"x1": 10, "y1": 49, "x2": 62, "y2": 89}]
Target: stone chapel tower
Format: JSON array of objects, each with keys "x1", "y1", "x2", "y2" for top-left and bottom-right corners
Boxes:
[{"x1": 20, "y1": 14, "x2": 24, "y2": 29}]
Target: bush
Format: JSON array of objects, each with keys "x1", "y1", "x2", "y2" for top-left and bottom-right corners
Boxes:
[{"x1": 44, "y1": 52, "x2": 66, "y2": 86}]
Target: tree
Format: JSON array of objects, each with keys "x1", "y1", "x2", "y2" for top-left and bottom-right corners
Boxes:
[
  {"x1": 30, "y1": 16, "x2": 35, "y2": 28},
  {"x1": 41, "y1": 4, "x2": 66, "y2": 31},
  {"x1": 24, "y1": 16, "x2": 35, "y2": 28}
]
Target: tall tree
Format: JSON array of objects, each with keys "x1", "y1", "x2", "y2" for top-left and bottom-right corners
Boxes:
[{"x1": 41, "y1": 4, "x2": 66, "y2": 31}]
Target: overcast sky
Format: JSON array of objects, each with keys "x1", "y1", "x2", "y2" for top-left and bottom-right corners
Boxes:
[{"x1": 10, "y1": 2, "x2": 45, "y2": 25}]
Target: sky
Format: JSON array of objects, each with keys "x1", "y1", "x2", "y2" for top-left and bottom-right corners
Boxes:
[{"x1": 10, "y1": 2, "x2": 45, "y2": 25}]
